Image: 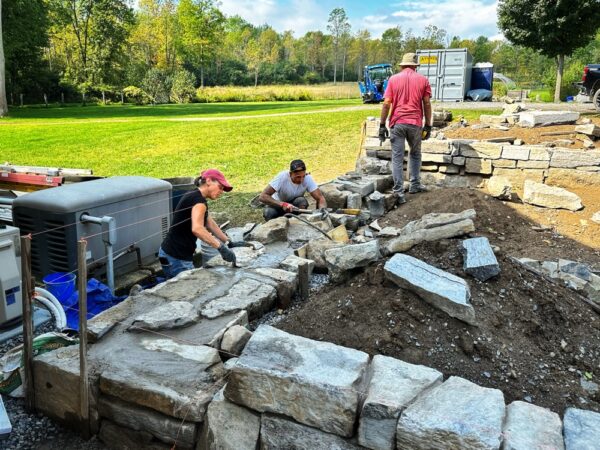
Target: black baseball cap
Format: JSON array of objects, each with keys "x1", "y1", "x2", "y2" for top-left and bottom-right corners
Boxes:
[{"x1": 290, "y1": 159, "x2": 306, "y2": 172}]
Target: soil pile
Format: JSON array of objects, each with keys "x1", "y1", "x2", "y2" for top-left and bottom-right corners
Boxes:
[{"x1": 277, "y1": 188, "x2": 600, "y2": 414}]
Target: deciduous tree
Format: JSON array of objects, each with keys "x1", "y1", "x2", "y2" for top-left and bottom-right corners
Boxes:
[
  {"x1": 327, "y1": 7, "x2": 350, "y2": 84},
  {"x1": 498, "y1": 0, "x2": 600, "y2": 102},
  {"x1": 0, "y1": 0, "x2": 7, "y2": 116}
]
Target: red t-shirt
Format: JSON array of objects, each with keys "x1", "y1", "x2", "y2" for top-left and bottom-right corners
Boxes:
[{"x1": 384, "y1": 69, "x2": 432, "y2": 127}]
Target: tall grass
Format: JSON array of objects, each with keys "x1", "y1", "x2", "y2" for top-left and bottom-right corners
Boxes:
[{"x1": 195, "y1": 83, "x2": 360, "y2": 103}]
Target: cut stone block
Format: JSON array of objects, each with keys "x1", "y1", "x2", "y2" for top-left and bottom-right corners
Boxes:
[
  {"x1": 356, "y1": 157, "x2": 392, "y2": 175},
  {"x1": 88, "y1": 296, "x2": 137, "y2": 342},
  {"x1": 575, "y1": 123, "x2": 600, "y2": 138},
  {"x1": 337, "y1": 175, "x2": 375, "y2": 196},
  {"x1": 485, "y1": 176, "x2": 512, "y2": 200},
  {"x1": 221, "y1": 325, "x2": 252, "y2": 356},
  {"x1": 421, "y1": 140, "x2": 452, "y2": 154},
  {"x1": 201, "y1": 277, "x2": 277, "y2": 320},
  {"x1": 280, "y1": 254, "x2": 315, "y2": 275},
  {"x1": 99, "y1": 420, "x2": 171, "y2": 450},
  {"x1": 501, "y1": 145, "x2": 530, "y2": 160},
  {"x1": 199, "y1": 388, "x2": 260, "y2": 450},
  {"x1": 563, "y1": 407, "x2": 600, "y2": 450},
  {"x1": 523, "y1": 180, "x2": 583, "y2": 211},
  {"x1": 453, "y1": 156, "x2": 466, "y2": 166},
  {"x1": 97, "y1": 395, "x2": 197, "y2": 448},
  {"x1": 364, "y1": 175, "x2": 394, "y2": 193},
  {"x1": 550, "y1": 149, "x2": 600, "y2": 169},
  {"x1": 546, "y1": 168, "x2": 600, "y2": 187},
  {"x1": 460, "y1": 142, "x2": 503, "y2": 159},
  {"x1": 396, "y1": 376, "x2": 505, "y2": 450},
  {"x1": 224, "y1": 325, "x2": 369, "y2": 437},
  {"x1": 130, "y1": 301, "x2": 196, "y2": 331},
  {"x1": 320, "y1": 183, "x2": 350, "y2": 209},
  {"x1": 346, "y1": 192, "x2": 362, "y2": 209},
  {"x1": 367, "y1": 191, "x2": 385, "y2": 219},
  {"x1": 422, "y1": 153, "x2": 452, "y2": 164},
  {"x1": 517, "y1": 160, "x2": 550, "y2": 169},
  {"x1": 421, "y1": 163, "x2": 439, "y2": 172},
  {"x1": 358, "y1": 356, "x2": 442, "y2": 450},
  {"x1": 402, "y1": 209, "x2": 476, "y2": 234},
  {"x1": 261, "y1": 414, "x2": 362, "y2": 449},
  {"x1": 306, "y1": 238, "x2": 346, "y2": 269},
  {"x1": 519, "y1": 110, "x2": 580, "y2": 127},
  {"x1": 247, "y1": 217, "x2": 288, "y2": 244},
  {"x1": 528, "y1": 146, "x2": 551, "y2": 161},
  {"x1": 492, "y1": 168, "x2": 546, "y2": 191},
  {"x1": 465, "y1": 158, "x2": 492, "y2": 174},
  {"x1": 324, "y1": 239, "x2": 380, "y2": 282},
  {"x1": 479, "y1": 114, "x2": 507, "y2": 125},
  {"x1": 385, "y1": 254, "x2": 476, "y2": 325},
  {"x1": 439, "y1": 165, "x2": 460, "y2": 174},
  {"x1": 287, "y1": 216, "x2": 333, "y2": 242},
  {"x1": 461, "y1": 237, "x2": 500, "y2": 281},
  {"x1": 502, "y1": 401, "x2": 564, "y2": 450},
  {"x1": 492, "y1": 159, "x2": 517, "y2": 168}
]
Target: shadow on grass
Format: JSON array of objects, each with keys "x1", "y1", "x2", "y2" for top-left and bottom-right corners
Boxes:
[{"x1": 6, "y1": 100, "x2": 359, "y2": 121}]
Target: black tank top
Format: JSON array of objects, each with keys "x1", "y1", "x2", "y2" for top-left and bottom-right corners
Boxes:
[{"x1": 161, "y1": 189, "x2": 208, "y2": 261}]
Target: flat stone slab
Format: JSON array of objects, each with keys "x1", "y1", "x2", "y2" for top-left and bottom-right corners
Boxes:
[
  {"x1": 502, "y1": 401, "x2": 564, "y2": 450},
  {"x1": 287, "y1": 216, "x2": 333, "y2": 242},
  {"x1": 523, "y1": 180, "x2": 583, "y2": 211},
  {"x1": 279, "y1": 254, "x2": 315, "y2": 275},
  {"x1": 201, "y1": 277, "x2": 277, "y2": 320},
  {"x1": 550, "y1": 149, "x2": 600, "y2": 169},
  {"x1": 99, "y1": 420, "x2": 171, "y2": 450},
  {"x1": 575, "y1": 123, "x2": 600, "y2": 138},
  {"x1": 336, "y1": 177, "x2": 375, "y2": 197},
  {"x1": 385, "y1": 254, "x2": 476, "y2": 325},
  {"x1": 358, "y1": 355, "x2": 443, "y2": 450},
  {"x1": 247, "y1": 217, "x2": 288, "y2": 244},
  {"x1": 204, "y1": 242, "x2": 266, "y2": 268},
  {"x1": 199, "y1": 388, "x2": 260, "y2": 450},
  {"x1": 519, "y1": 110, "x2": 580, "y2": 127},
  {"x1": 260, "y1": 414, "x2": 362, "y2": 450},
  {"x1": 563, "y1": 407, "x2": 600, "y2": 450},
  {"x1": 461, "y1": 237, "x2": 500, "y2": 281},
  {"x1": 130, "y1": 301, "x2": 196, "y2": 331},
  {"x1": 396, "y1": 376, "x2": 505, "y2": 450},
  {"x1": 97, "y1": 395, "x2": 197, "y2": 447},
  {"x1": 224, "y1": 325, "x2": 369, "y2": 437}
]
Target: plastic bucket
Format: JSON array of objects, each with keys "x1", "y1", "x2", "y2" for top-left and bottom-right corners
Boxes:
[{"x1": 43, "y1": 272, "x2": 77, "y2": 308}]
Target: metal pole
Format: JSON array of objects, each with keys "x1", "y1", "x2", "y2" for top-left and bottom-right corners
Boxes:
[
  {"x1": 77, "y1": 239, "x2": 90, "y2": 438},
  {"x1": 20, "y1": 236, "x2": 35, "y2": 412}
]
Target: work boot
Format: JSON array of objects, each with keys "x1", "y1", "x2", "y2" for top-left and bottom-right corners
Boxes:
[
  {"x1": 393, "y1": 193, "x2": 407, "y2": 207},
  {"x1": 408, "y1": 184, "x2": 428, "y2": 194}
]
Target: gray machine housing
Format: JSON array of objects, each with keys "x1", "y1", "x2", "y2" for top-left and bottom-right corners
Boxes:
[
  {"x1": 0, "y1": 225, "x2": 22, "y2": 324},
  {"x1": 12, "y1": 176, "x2": 172, "y2": 281},
  {"x1": 416, "y1": 48, "x2": 473, "y2": 101}
]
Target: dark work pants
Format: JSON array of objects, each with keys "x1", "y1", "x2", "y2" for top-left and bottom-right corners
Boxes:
[{"x1": 263, "y1": 196, "x2": 309, "y2": 221}]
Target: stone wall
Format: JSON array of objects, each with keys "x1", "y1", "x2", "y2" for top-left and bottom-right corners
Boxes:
[
  {"x1": 202, "y1": 325, "x2": 599, "y2": 450},
  {"x1": 360, "y1": 118, "x2": 600, "y2": 197}
]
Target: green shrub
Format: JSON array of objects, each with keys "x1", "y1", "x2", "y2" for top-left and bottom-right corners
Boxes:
[
  {"x1": 171, "y1": 70, "x2": 196, "y2": 104},
  {"x1": 123, "y1": 86, "x2": 151, "y2": 105}
]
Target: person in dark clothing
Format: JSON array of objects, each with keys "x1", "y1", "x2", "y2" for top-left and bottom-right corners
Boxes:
[{"x1": 158, "y1": 169, "x2": 240, "y2": 278}]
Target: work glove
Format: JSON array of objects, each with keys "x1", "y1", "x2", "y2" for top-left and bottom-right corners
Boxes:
[
  {"x1": 218, "y1": 243, "x2": 237, "y2": 264},
  {"x1": 378, "y1": 124, "x2": 389, "y2": 144},
  {"x1": 421, "y1": 125, "x2": 432, "y2": 141},
  {"x1": 280, "y1": 202, "x2": 295, "y2": 213},
  {"x1": 318, "y1": 208, "x2": 330, "y2": 220},
  {"x1": 227, "y1": 241, "x2": 250, "y2": 248}
]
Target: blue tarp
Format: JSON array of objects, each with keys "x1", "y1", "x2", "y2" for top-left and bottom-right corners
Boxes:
[
  {"x1": 466, "y1": 89, "x2": 493, "y2": 102},
  {"x1": 63, "y1": 278, "x2": 126, "y2": 330}
]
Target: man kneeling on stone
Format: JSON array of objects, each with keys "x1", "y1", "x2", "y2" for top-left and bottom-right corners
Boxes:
[{"x1": 259, "y1": 159, "x2": 327, "y2": 221}]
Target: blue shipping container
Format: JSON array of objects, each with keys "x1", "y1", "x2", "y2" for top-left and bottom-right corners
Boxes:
[{"x1": 471, "y1": 63, "x2": 494, "y2": 91}]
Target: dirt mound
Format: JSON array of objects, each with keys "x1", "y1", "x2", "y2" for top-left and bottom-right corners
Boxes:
[{"x1": 276, "y1": 188, "x2": 600, "y2": 415}]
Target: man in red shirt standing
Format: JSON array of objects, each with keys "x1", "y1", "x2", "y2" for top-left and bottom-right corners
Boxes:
[{"x1": 379, "y1": 52, "x2": 433, "y2": 205}]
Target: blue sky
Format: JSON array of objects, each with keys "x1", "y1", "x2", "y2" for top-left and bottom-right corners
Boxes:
[{"x1": 218, "y1": 0, "x2": 502, "y2": 41}]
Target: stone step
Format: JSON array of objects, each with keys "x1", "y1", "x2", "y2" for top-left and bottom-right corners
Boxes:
[{"x1": 518, "y1": 110, "x2": 580, "y2": 128}]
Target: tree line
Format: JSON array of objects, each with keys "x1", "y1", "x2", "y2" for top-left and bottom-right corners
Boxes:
[{"x1": 0, "y1": 0, "x2": 599, "y2": 111}]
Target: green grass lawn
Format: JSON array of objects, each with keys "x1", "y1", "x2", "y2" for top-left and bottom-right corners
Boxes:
[{"x1": 0, "y1": 101, "x2": 499, "y2": 223}]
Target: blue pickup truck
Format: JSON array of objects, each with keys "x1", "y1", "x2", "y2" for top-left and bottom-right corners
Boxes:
[{"x1": 575, "y1": 64, "x2": 600, "y2": 111}]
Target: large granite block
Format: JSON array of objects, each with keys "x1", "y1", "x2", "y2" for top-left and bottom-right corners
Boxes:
[
  {"x1": 460, "y1": 237, "x2": 500, "y2": 281},
  {"x1": 502, "y1": 401, "x2": 564, "y2": 450},
  {"x1": 563, "y1": 408, "x2": 600, "y2": 450},
  {"x1": 358, "y1": 355, "x2": 442, "y2": 450},
  {"x1": 224, "y1": 325, "x2": 369, "y2": 437},
  {"x1": 396, "y1": 376, "x2": 505, "y2": 450}
]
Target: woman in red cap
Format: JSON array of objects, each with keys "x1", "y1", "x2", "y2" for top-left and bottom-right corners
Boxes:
[{"x1": 158, "y1": 169, "x2": 240, "y2": 278}]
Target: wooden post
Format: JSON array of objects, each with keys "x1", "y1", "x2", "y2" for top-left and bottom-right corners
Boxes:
[
  {"x1": 298, "y1": 261, "x2": 310, "y2": 301},
  {"x1": 20, "y1": 236, "x2": 35, "y2": 412},
  {"x1": 77, "y1": 239, "x2": 90, "y2": 438}
]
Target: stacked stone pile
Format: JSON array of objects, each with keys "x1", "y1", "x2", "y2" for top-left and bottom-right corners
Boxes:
[{"x1": 201, "y1": 325, "x2": 599, "y2": 450}]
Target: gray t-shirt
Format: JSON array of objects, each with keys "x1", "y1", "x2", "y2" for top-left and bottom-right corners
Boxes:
[{"x1": 269, "y1": 170, "x2": 318, "y2": 202}]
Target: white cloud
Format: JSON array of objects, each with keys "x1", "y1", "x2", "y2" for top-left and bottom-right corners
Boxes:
[
  {"x1": 219, "y1": 0, "x2": 325, "y2": 35},
  {"x1": 360, "y1": 0, "x2": 500, "y2": 40}
]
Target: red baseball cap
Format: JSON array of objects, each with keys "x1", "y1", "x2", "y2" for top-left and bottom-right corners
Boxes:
[{"x1": 201, "y1": 169, "x2": 233, "y2": 192}]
